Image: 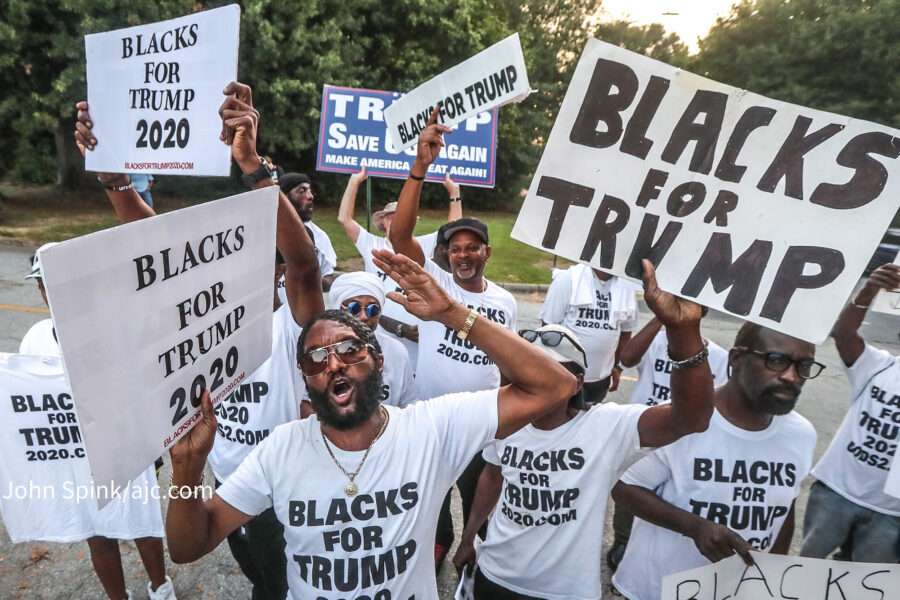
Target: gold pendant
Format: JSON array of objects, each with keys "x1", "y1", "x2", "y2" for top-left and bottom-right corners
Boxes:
[{"x1": 344, "y1": 481, "x2": 359, "y2": 497}]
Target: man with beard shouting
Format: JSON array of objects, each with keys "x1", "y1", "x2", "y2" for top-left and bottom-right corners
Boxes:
[{"x1": 611, "y1": 324, "x2": 822, "y2": 600}]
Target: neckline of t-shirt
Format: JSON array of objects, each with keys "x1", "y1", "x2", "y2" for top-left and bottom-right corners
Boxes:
[
  {"x1": 313, "y1": 405, "x2": 399, "y2": 461},
  {"x1": 524, "y1": 409, "x2": 586, "y2": 437},
  {"x1": 712, "y1": 407, "x2": 782, "y2": 440}
]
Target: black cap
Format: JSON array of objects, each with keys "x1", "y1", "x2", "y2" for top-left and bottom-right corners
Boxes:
[
  {"x1": 441, "y1": 217, "x2": 489, "y2": 244},
  {"x1": 279, "y1": 172, "x2": 310, "y2": 194}
]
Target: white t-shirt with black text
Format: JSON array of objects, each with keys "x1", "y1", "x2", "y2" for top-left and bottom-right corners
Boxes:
[
  {"x1": 612, "y1": 409, "x2": 816, "y2": 600},
  {"x1": 415, "y1": 261, "x2": 517, "y2": 400},
  {"x1": 216, "y1": 389, "x2": 499, "y2": 600},
  {"x1": 208, "y1": 304, "x2": 305, "y2": 482},
  {"x1": 375, "y1": 328, "x2": 417, "y2": 408},
  {"x1": 812, "y1": 344, "x2": 900, "y2": 516},
  {"x1": 477, "y1": 403, "x2": 648, "y2": 600},
  {"x1": 540, "y1": 271, "x2": 638, "y2": 382},
  {"x1": 629, "y1": 330, "x2": 730, "y2": 406}
]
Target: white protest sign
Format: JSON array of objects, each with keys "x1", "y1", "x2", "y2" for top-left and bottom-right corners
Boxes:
[
  {"x1": 662, "y1": 552, "x2": 900, "y2": 600},
  {"x1": 383, "y1": 33, "x2": 530, "y2": 151},
  {"x1": 512, "y1": 38, "x2": 900, "y2": 344},
  {"x1": 870, "y1": 250, "x2": 900, "y2": 316},
  {"x1": 39, "y1": 187, "x2": 277, "y2": 506},
  {"x1": 85, "y1": 4, "x2": 240, "y2": 176}
]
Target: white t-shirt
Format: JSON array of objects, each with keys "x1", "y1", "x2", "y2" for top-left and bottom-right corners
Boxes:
[
  {"x1": 0, "y1": 353, "x2": 162, "y2": 543},
  {"x1": 217, "y1": 389, "x2": 499, "y2": 600},
  {"x1": 629, "y1": 331, "x2": 730, "y2": 406},
  {"x1": 355, "y1": 230, "x2": 440, "y2": 371},
  {"x1": 477, "y1": 403, "x2": 648, "y2": 600},
  {"x1": 612, "y1": 409, "x2": 816, "y2": 600},
  {"x1": 812, "y1": 344, "x2": 900, "y2": 516},
  {"x1": 415, "y1": 261, "x2": 517, "y2": 400},
  {"x1": 375, "y1": 329, "x2": 417, "y2": 408},
  {"x1": 208, "y1": 305, "x2": 304, "y2": 482},
  {"x1": 307, "y1": 221, "x2": 337, "y2": 277},
  {"x1": 540, "y1": 271, "x2": 638, "y2": 382},
  {"x1": 19, "y1": 318, "x2": 59, "y2": 355}
]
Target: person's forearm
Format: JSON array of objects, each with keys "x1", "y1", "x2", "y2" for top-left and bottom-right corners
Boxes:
[
  {"x1": 666, "y1": 322, "x2": 713, "y2": 432},
  {"x1": 831, "y1": 294, "x2": 869, "y2": 365},
  {"x1": 619, "y1": 318, "x2": 662, "y2": 367},
  {"x1": 165, "y1": 459, "x2": 214, "y2": 562},
  {"x1": 770, "y1": 504, "x2": 794, "y2": 555},
  {"x1": 379, "y1": 314, "x2": 409, "y2": 339},
  {"x1": 104, "y1": 176, "x2": 156, "y2": 223},
  {"x1": 387, "y1": 164, "x2": 427, "y2": 264},
  {"x1": 460, "y1": 465, "x2": 503, "y2": 544},
  {"x1": 615, "y1": 331, "x2": 632, "y2": 366},
  {"x1": 612, "y1": 481, "x2": 702, "y2": 539},
  {"x1": 447, "y1": 197, "x2": 462, "y2": 221},
  {"x1": 338, "y1": 178, "x2": 363, "y2": 240}
]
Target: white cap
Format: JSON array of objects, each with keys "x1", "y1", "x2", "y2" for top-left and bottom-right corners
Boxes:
[{"x1": 25, "y1": 243, "x2": 59, "y2": 280}]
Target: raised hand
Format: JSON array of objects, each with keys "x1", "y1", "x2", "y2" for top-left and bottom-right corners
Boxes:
[
  {"x1": 641, "y1": 259, "x2": 702, "y2": 329},
  {"x1": 371, "y1": 248, "x2": 461, "y2": 324},
  {"x1": 443, "y1": 173, "x2": 460, "y2": 197},
  {"x1": 74, "y1": 101, "x2": 98, "y2": 155},
  {"x1": 349, "y1": 165, "x2": 368, "y2": 186},
  {"x1": 415, "y1": 107, "x2": 453, "y2": 168},
  {"x1": 219, "y1": 81, "x2": 260, "y2": 172},
  {"x1": 864, "y1": 263, "x2": 900, "y2": 293}
]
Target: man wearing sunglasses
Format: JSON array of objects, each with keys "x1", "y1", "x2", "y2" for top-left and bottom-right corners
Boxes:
[
  {"x1": 800, "y1": 263, "x2": 900, "y2": 563},
  {"x1": 325, "y1": 271, "x2": 417, "y2": 408},
  {"x1": 611, "y1": 323, "x2": 821, "y2": 600}
]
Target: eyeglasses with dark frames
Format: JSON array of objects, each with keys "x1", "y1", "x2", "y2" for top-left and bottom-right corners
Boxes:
[
  {"x1": 734, "y1": 346, "x2": 825, "y2": 379},
  {"x1": 298, "y1": 339, "x2": 375, "y2": 376},
  {"x1": 517, "y1": 329, "x2": 587, "y2": 366}
]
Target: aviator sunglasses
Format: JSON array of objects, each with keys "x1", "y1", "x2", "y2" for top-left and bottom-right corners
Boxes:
[
  {"x1": 298, "y1": 339, "x2": 375, "y2": 376},
  {"x1": 733, "y1": 346, "x2": 825, "y2": 379},
  {"x1": 342, "y1": 300, "x2": 382, "y2": 318}
]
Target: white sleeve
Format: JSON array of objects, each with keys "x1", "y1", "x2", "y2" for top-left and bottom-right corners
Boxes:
[
  {"x1": 393, "y1": 353, "x2": 419, "y2": 408},
  {"x1": 482, "y1": 441, "x2": 501, "y2": 466},
  {"x1": 593, "y1": 404, "x2": 650, "y2": 476},
  {"x1": 417, "y1": 232, "x2": 439, "y2": 259},
  {"x1": 620, "y1": 295, "x2": 639, "y2": 332},
  {"x1": 215, "y1": 439, "x2": 276, "y2": 516},
  {"x1": 505, "y1": 294, "x2": 518, "y2": 332},
  {"x1": 315, "y1": 228, "x2": 338, "y2": 266},
  {"x1": 846, "y1": 344, "x2": 897, "y2": 401},
  {"x1": 353, "y1": 229, "x2": 375, "y2": 256},
  {"x1": 423, "y1": 389, "x2": 499, "y2": 478},
  {"x1": 319, "y1": 253, "x2": 335, "y2": 277},
  {"x1": 539, "y1": 271, "x2": 571, "y2": 324},
  {"x1": 619, "y1": 447, "x2": 671, "y2": 491}
]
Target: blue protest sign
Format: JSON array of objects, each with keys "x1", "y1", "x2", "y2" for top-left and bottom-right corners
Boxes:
[{"x1": 316, "y1": 85, "x2": 498, "y2": 188}]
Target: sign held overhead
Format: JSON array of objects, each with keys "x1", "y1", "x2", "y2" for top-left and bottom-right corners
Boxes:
[
  {"x1": 383, "y1": 33, "x2": 530, "y2": 152},
  {"x1": 512, "y1": 38, "x2": 900, "y2": 344}
]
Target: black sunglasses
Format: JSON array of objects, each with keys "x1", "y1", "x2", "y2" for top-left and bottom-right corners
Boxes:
[
  {"x1": 518, "y1": 329, "x2": 587, "y2": 366},
  {"x1": 734, "y1": 346, "x2": 825, "y2": 379},
  {"x1": 342, "y1": 300, "x2": 381, "y2": 318},
  {"x1": 298, "y1": 339, "x2": 374, "y2": 376}
]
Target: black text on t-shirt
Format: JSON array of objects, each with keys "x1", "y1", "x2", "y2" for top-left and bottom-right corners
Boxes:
[
  {"x1": 845, "y1": 384, "x2": 899, "y2": 471},
  {"x1": 11, "y1": 393, "x2": 86, "y2": 462}
]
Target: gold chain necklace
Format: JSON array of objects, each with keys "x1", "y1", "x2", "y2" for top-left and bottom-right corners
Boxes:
[{"x1": 320, "y1": 406, "x2": 390, "y2": 497}]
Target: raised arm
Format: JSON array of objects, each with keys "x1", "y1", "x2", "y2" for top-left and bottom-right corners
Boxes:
[
  {"x1": 832, "y1": 263, "x2": 900, "y2": 366},
  {"x1": 635, "y1": 261, "x2": 713, "y2": 447},
  {"x1": 337, "y1": 167, "x2": 367, "y2": 243},
  {"x1": 166, "y1": 392, "x2": 255, "y2": 562},
  {"x1": 443, "y1": 174, "x2": 462, "y2": 222},
  {"x1": 372, "y1": 249, "x2": 576, "y2": 439},
  {"x1": 611, "y1": 481, "x2": 753, "y2": 565},
  {"x1": 452, "y1": 462, "x2": 502, "y2": 575},
  {"x1": 220, "y1": 82, "x2": 324, "y2": 325},
  {"x1": 387, "y1": 109, "x2": 451, "y2": 265},
  {"x1": 619, "y1": 317, "x2": 663, "y2": 368},
  {"x1": 74, "y1": 101, "x2": 155, "y2": 223}
]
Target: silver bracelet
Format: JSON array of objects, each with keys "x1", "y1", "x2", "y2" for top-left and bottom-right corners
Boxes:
[{"x1": 667, "y1": 341, "x2": 709, "y2": 370}]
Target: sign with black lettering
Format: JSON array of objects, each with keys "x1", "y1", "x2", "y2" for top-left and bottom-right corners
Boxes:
[
  {"x1": 84, "y1": 4, "x2": 240, "y2": 176},
  {"x1": 512, "y1": 39, "x2": 900, "y2": 343},
  {"x1": 39, "y1": 187, "x2": 276, "y2": 505},
  {"x1": 383, "y1": 33, "x2": 530, "y2": 152},
  {"x1": 317, "y1": 85, "x2": 498, "y2": 187},
  {"x1": 662, "y1": 552, "x2": 900, "y2": 600}
]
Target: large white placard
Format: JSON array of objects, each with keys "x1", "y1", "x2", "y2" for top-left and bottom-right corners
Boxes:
[
  {"x1": 512, "y1": 38, "x2": 900, "y2": 343},
  {"x1": 383, "y1": 33, "x2": 530, "y2": 151},
  {"x1": 39, "y1": 188, "x2": 277, "y2": 505},
  {"x1": 662, "y1": 553, "x2": 900, "y2": 600},
  {"x1": 85, "y1": 5, "x2": 240, "y2": 176}
]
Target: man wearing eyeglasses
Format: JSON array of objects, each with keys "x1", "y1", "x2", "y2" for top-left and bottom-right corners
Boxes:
[
  {"x1": 611, "y1": 323, "x2": 821, "y2": 600},
  {"x1": 800, "y1": 263, "x2": 900, "y2": 563}
]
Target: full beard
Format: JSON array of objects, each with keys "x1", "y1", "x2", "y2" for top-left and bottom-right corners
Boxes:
[
  {"x1": 755, "y1": 383, "x2": 801, "y2": 415},
  {"x1": 308, "y1": 369, "x2": 384, "y2": 430}
]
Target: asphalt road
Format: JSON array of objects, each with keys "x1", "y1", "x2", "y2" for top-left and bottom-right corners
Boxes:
[{"x1": 1, "y1": 242, "x2": 898, "y2": 599}]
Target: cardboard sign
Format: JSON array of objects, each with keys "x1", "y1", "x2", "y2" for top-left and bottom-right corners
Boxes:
[
  {"x1": 512, "y1": 38, "x2": 900, "y2": 344},
  {"x1": 870, "y1": 250, "x2": 900, "y2": 316},
  {"x1": 39, "y1": 188, "x2": 277, "y2": 505},
  {"x1": 662, "y1": 552, "x2": 900, "y2": 600},
  {"x1": 317, "y1": 85, "x2": 499, "y2": 187},
  {"x1": 383, "y1": 33, "x2": 530, "y2": 152},
  {"x1": 84, "y1": 5, "x2": 240, "y2": 176}
]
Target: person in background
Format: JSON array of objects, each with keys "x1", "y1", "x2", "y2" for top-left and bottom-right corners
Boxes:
[{"x1": 129, "y1": 173, "x2": 153, "y2": 208}]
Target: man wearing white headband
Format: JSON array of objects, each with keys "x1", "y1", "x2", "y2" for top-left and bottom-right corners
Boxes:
[{"x1": 325, "y1": 271, "x2": 417, "y2": 409}]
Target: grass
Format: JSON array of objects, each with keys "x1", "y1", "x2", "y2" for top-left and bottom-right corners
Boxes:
[{"x1": 0, "y1": 183, "x2": 567, "y2": 284}]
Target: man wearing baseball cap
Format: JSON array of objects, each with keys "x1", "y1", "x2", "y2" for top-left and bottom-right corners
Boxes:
[
  {"x1": 280, "y1": 172, "x2": 338, "y2": 290},
  {"x1": 452, "y1": 272, "x2": 716, "y2": 599},
  {"x1": 337, "y1": 167, "x2": 463, "y2": 369}
]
